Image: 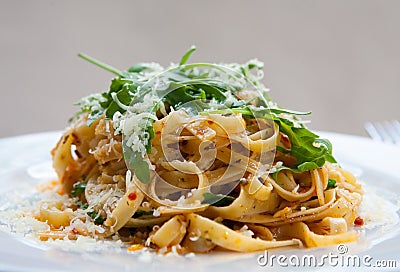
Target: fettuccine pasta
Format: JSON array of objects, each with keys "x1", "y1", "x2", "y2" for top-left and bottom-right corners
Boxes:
[{"x1": 36, "y1": 48, "x2": 363, "y2": 254}]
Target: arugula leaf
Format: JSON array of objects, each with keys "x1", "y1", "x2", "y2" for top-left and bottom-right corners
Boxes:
[
  {"x1": 123, "y1": 143, "x2": 151, "y2": 184},
  {"x1": 128, "y1": 63, "x2": 157, "y2": 73},
  {"x1": 163, "y1": 84, "x2": 205, "y2": 106},
  {"x1": 326, "y1": 178, "x2": 337, "y2": 189},
  {"x1": 132, "y1": 210, "x2": 154, "y2": 218},
  {"x1": 179, "y1": 46, "x2": 196, "y2": 66},
  {"x1": 87, "y1": 109, "x2": 105, "y2": 127},
  {"x1": 87, "y1": 211, "x2": 105, "y2": 224},
  {"x1": 193, "y1": 83, "x2": 226, "y2": 101},
  {"x1": 271, "y1": 164, "x2": 318, "y2": 181},
  {"x1": 269, "y1": 108, "x2": 311, "y2": 116},
  {"x1": 131, "y1": 159, "x2": 150, "y2": 184},
  {"x1": 202, "y1": 192, "x2": 235, "y2": 207},
  {"x1": 274, "y1": 117, "x2": 336, "y2": 170},
  {"x1": 78, "y1": 53, "x2": 122, "y2": 76}
]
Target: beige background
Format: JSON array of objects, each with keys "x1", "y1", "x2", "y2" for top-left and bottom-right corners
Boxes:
[{"x1": 1, "y1": 0, "x2": 399, "y2": 138}]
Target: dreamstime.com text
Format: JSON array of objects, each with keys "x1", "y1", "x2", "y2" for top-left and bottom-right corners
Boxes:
[{"x1": 257, "y1": 244, "x2": 397, "y2": 268}]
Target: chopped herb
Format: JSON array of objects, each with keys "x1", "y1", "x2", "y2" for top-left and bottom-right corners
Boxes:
[
  {"x1": 326, "y1": 178, "x2": 337, "y2": 189},
  {"x1": 202, "y1": 192, "x2": 235, "y2": 207},
  {"x1": 71, "y1": 183, "x2": 86, "y2": 197},
  {"x1": 87, "y1": 211, "x2": 105, "y2": 224},
  {"x1": 132, "y1": 210, "x2": 154, "y2": 218},
  {"x1": 76, "y1": 201, "x2": 88, "y2": 209},
  {"x1": 76, "y1": 201, "x2": 104, "y2": 224}
]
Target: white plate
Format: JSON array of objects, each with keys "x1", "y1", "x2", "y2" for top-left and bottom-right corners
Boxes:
[{"x1": 0, "y1": 131, "x2": 399, "y2": 272}]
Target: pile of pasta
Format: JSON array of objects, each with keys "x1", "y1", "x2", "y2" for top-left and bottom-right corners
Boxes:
[{"x1": 39, "y1": 105, "x2": 363, "y2": 254}]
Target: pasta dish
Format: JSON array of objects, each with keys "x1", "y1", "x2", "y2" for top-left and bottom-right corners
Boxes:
[{"x1": 39, "y1": 47, "x2": 363, "y2": 253}]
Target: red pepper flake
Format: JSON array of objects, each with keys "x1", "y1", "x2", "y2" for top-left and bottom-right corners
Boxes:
[
  {"x1": 71, "y1": 228, "x2": 78, "y2": 234},
  {"x1": 354, "y1": 216, "x2": 364, "y2": 226},
  {"x1": 207, "y1": 120, "x2": 214, "y2": 125},
  {"x1": 128, "y1": 192, "x2": 137, "y2": 201}
]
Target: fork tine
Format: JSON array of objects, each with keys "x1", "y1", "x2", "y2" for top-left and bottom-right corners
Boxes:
[
  {"x1": 393, "y1": 120, "x2": 400, "y2": 136},
  {"x1": 375, "y1": 122, "x2": 394, "y2": 143},
  {"x1": 364, "y1": 122, "x2": 384, "y2": 142},
  {"x1": 386, "y1": 120, "x2": 400, "y2": 144},
  {"x1": 365, "y1": 121, "x2": 400, "y2": 145}
]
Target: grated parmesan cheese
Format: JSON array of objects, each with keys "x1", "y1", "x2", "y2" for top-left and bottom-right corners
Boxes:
[
  {"x1": 359, "y1": 182, "x2": 400, "y2": 230},
  {"x1": 152, "y1": 208, "x2": 161, "y2": 217},
  {"x1": 238, "y1": 225, "x2": 254, "y2": 238}
]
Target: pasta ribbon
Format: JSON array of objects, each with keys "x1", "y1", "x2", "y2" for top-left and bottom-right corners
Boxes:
[{"x1": 186, "y1": 213, "x2": 301, "y2": 252}]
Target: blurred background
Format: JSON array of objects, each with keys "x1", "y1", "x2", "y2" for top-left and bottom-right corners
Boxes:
[{"x1": 1, "y1": 0, "x2": 399, "y2": 138}]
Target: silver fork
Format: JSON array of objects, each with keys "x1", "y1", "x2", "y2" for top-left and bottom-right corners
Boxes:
[{"x1": 364, "y1": 120, "x2": 400, "y2": 145}]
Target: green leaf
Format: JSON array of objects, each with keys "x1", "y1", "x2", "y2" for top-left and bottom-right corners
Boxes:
[
  {"x1": 132, "y1": 159, "x2": 150, "y2": 184},
  {"x1": 76, "y1": 201, "x2": 88, "y2": 209},
  {"x1": 71, "y1": 183, "x2": 86, "y2": 197},
  {"x1": 192, "y1": 83, "x2": 226, "y2": 101},
  {"x1": 87, "y1": 109, "x2": 104, "y2": 126},
  {"x1": 109, "y1": 77, "x2": 131, "y2": 93},
  {"x1": 269, "y1": 108, "x2": 311, "y2": 116},
  {"x1": 326, "y1": 178, "x2": 337, "y2": 189},
  {"x1": 87, "y1": 211, "x2": 105, "y2": 224},
  {"x1": 78, "y1": 53, "x2": 123, "y2": 76},
  {"x1": 132, "y1": 210, "x2": 154, "y2": 218},
  {"x1": 124, "y1": 146, "x2": 151, "y2": 184},
  {"x1": 105, "y1": 101, "x2": 124, "y2": 119},
  {"x1": 146, "y1": 125, "x2": 155, "y2": 154},
  {"x1": 179, "y1": 46, "x2": 196, "y2": 66},
  {"x1": 128, "y1": 63, "x2": 153, "y2": 73},
  {"x1": 164, "y1": 84, "x2": 205, "y2": 106},
  {"x1": 274, "y1": 117, "x2": 336, "y2": 170},
  {"x1": 202, "y1": 192, "x2": 235, "y2": 207},
  {"x1": 297, "y1": 161, "x2": 321, "y2": 172},
  {"x1": 76, "y1": 201, "x2": 105, "y2": 224}
]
